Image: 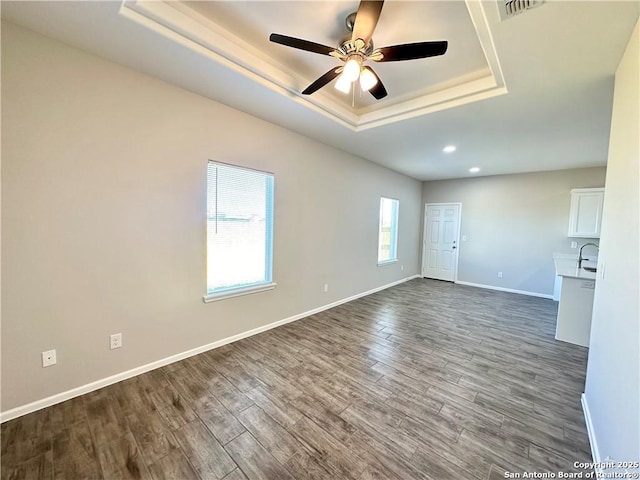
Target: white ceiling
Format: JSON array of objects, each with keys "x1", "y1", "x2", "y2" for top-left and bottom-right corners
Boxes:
[
  {"x1": 2, "y1": 1, "x2": 638, "y2": 180},
  {"x1": 180, "y1": 1, "x2": 493, "y2": 111}
]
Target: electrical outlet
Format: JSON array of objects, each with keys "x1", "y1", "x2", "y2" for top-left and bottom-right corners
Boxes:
[
  {"x1": 497, "y1": 272, "x2": 503, "y2": 278},
  {"x1": 42, "y1": 349, "x2": 57, "y2": 367},
  {"x1": 462, "y1": 235, "x2": 467, "y2": 242},
  {"x1": 401, "y1": 264, "x2": 404, "y2": 271},
  {"x1": 323, "y1": 284, "x2": 329, "y2": 293},
  {"x1": 110, "y1": 333, "x2": 123, "y2": 350},
  {"x1": 571, "y1": 241, "x2": 578, "y2": 248}
]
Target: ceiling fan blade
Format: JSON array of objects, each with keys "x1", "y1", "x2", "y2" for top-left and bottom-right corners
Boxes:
[
  {"x1": 269, "y1": 33, "x2": 336, "y2": 56},
  {"x1": 302, "y1": 68, "x2": 342, "y2": 95},
  {"x1": 364, "y1": 67, "x2": 387, "y2": 100},
  {"x1": 351, "y1": 1, "x2": 384, "y2": 45},
  {"x1": 376, "y1": 41, "x2": 448, "y2": 62}
]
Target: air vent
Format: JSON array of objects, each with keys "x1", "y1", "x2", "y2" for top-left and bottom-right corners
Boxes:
[{"x1": 500, "y1": 0, "x2": 544, "y2": 20}]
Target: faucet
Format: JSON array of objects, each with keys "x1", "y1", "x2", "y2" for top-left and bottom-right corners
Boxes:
[{"x1": 578, "y1": 242, "x2": 599, "y2": 268}]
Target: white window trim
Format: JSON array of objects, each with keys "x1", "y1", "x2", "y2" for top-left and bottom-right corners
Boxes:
[
  {"x1": 377, "y1": 196, "x2": 400, "y2": 265},
  {"x1": 205, "y1": 161, "x2": 275, "y2": 302},
  {"x1": 203, "y1": 282, "x2": 277, "y2": 303},
  {"x1": 377, "y1": 259, "x2": 399, "y2": 267}
]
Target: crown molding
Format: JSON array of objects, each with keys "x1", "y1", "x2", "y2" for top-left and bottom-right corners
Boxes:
[{"x1": 120, "y1": 0, "x2": 507, "y2": 131}]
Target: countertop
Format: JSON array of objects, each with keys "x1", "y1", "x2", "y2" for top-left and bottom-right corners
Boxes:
[{"x1": 553, "y1": 254, "x2": 597, "y2": 280}]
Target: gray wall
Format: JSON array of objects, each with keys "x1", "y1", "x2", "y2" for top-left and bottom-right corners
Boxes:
[
  {"x1": 422, "y1": 167, "x2": 607, "y2": 296},
  {"x1": 585, "y1": 20, "x2": 639, "y2": 468},
  {"x1": 1, "y1": 22, "x2": 422, "y2": 412}
]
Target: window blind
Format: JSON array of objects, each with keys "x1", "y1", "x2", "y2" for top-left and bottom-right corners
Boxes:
[
  {"x1": 378, "y1": 197, "x2": 399, "y2": 263},
  {"x1": 207, "y1": 161, "x2": 274, "y2": 295}
]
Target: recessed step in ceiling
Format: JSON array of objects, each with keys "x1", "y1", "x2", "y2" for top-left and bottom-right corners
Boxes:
[{"x1": 121, "y1": 0, "x2": 508, "y2": 131}]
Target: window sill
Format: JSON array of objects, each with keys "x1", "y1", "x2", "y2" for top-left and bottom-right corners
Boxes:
[
  {"x1": 203, "y1": 282, "x2": 277, "y2": 303},
  {"x1": 377, "y1": 260, "x2": 398, "y2": 267}
]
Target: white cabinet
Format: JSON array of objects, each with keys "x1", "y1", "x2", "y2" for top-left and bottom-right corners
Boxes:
[
  {"x1": 555, "y1": 276, "x2": 595, "y2": 347},
  {"x1": 553, "y1": 274, "x2": 562, "y2": 301},
  {"x1": 568, "y1": 188, "x2": 604, "y2": 238}
]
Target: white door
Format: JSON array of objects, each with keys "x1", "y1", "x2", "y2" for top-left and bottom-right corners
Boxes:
[{"x1": 422, "y1": 204, "x2": 461, "y2": 282}]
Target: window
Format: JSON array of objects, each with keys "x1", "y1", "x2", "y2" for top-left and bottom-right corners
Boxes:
[
  {"x1": 378, "y1": 197, "x2": 399, "y2": 264},
  {"x1": 205, "y1": 161, "x2": 275, "y2": 301}
]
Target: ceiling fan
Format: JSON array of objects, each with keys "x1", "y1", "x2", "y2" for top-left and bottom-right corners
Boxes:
[{"x1": 269, "y1": 0, "x2": 448, "y2": 100}]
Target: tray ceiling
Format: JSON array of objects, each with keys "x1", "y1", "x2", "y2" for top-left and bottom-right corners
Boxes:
[
  {"x1": 121, "y1": 0, "x2": 506, "y2": 129},
  {"x1": 1, "y1": 1, "x2": 638, "y2": 180}
]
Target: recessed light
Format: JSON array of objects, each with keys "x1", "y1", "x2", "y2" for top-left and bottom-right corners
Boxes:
[
  {"x1": 469, "y1": 167, "x2": 480, "y2": 173},
  {"x1": 443, "y1": 145, "x2": 456, "y2": 153}
]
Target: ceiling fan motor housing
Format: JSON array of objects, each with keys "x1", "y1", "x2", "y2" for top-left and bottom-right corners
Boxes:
[{"x1": 339, "y1": 39, "x2": 374, "y2": 57}]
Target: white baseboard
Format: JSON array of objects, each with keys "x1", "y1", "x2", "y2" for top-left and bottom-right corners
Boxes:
[
  {"x1": 454, "y1": 280, "x2": 554, "y2": 299},
  {"x1": 581, "y1": 393, "x2": 601, "y2": 465},
  {"x1": 0, "y1": 275, "x2": 419, "y2": 423}
]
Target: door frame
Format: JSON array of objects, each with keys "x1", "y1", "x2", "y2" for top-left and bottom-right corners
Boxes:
[{"x1": 421, "y1": 202, "x2": 463, "y2": 281}]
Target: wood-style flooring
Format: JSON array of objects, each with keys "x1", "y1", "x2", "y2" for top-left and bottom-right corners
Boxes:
[{"x1": 1, "y1": 279, "x2": 593, "y2": 480}]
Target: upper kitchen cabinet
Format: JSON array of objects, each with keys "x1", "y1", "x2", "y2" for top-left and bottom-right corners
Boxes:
[{"x1": 568, "y1": 188, "x2": 605, "y2": 238}]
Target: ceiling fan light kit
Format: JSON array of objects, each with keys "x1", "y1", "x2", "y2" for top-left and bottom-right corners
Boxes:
[
  {"x1": 342, "y1": 56, "x2": 362, "y2": 82},
  {"x1": 335, "y1": 74, "x2": 352, "y2": 94},
  {"x1": 269, "y1": 0, "x2": 448, "y2": 102},
  {"x1": 359, "y1": 68, "x2": 378, "y2": 92}
]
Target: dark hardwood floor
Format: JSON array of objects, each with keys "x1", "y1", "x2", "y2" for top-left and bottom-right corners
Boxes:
[{"x1": 1, "y1": 279, "x2": 594, "y2": 479}]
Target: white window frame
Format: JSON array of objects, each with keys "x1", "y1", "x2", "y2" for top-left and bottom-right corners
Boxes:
[
  {"x1": 203, "y1": 161, "x2": 276, "y2": 303},
  {"x1": 377, "y1": 196, "x2": 399, "y2": 266}
]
